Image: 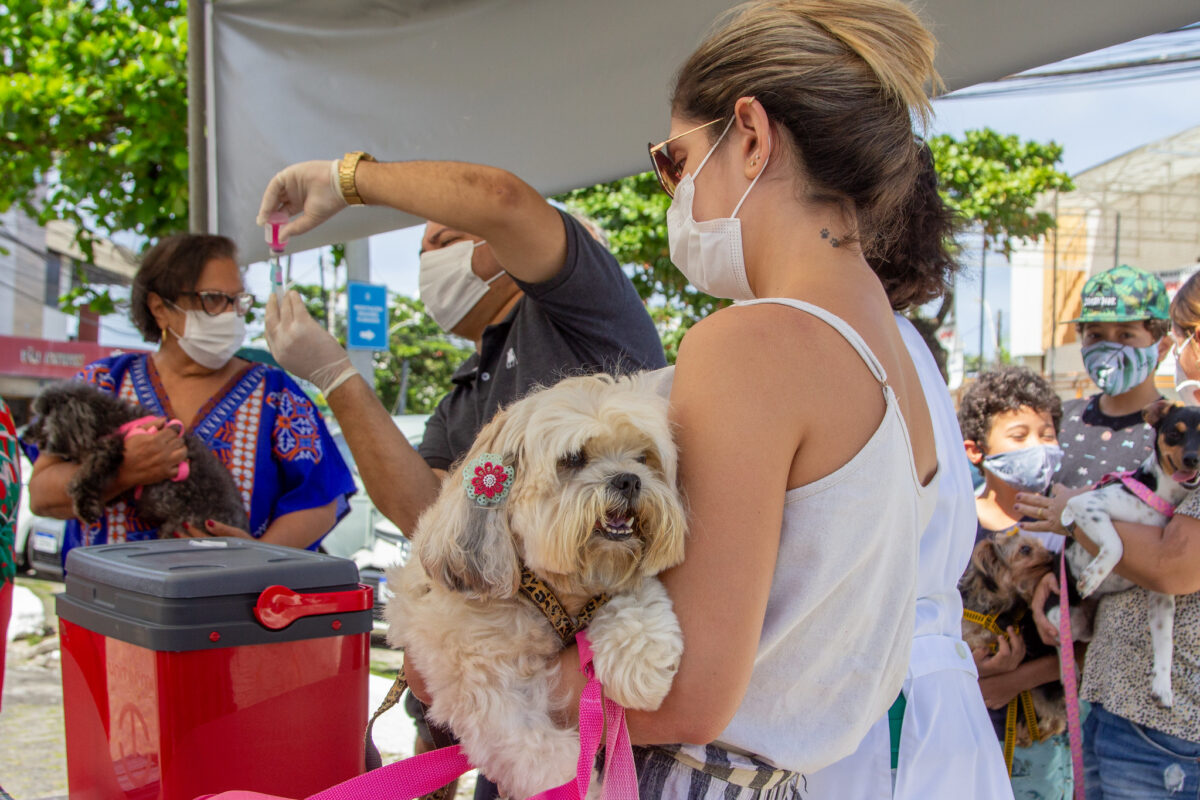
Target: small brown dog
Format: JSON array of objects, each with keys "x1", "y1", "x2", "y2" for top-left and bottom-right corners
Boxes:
[{"x1": 959, "y1": 531, "x2": 1065, "y2": 746}]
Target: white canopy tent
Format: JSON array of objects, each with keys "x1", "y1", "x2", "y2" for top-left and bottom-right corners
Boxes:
[{"x1": 197, "y1": 0, "x2": 1200, "y2": 264}]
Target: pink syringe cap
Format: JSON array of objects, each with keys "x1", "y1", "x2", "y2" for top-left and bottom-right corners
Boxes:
[{"x1": 265, "y1": 211, "x2": 289, "y2": 254}]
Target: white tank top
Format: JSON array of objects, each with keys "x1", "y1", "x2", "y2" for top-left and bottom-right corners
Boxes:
[{"x1": 689, "y1": 298, "x2": 937, "y2": 773}]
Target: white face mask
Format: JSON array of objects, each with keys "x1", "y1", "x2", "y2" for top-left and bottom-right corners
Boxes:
[
  {"x1": 418, "y1": 239, "x2": 504, "y2": 332},
  {"x1": 1176, "y1": 333, "x2": 1200, "y2": 406},
  {"x1": 665, "y1": 117, "x2": 770, "y2": 302},
  {"x1": 166, "y1": 304, "x2": 245, "y2": 369}
]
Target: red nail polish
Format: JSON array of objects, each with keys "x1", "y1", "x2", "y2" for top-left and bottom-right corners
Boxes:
[{"x1": 206, "y1": 519, "x2": 215, "y2": 529}]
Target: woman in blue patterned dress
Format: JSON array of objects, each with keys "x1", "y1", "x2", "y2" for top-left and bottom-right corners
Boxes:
[{"x1": 26, "y1": 234, "x2": 355, "y2": 565}]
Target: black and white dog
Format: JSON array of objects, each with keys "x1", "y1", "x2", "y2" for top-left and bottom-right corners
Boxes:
[{"x1": 1060, "y1": 400, "x2": 1200, "y2": 707}]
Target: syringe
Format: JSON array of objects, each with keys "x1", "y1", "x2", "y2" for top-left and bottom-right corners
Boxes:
[{"x1": 265, "y1": 211, "x2": 289, "y2": 300}]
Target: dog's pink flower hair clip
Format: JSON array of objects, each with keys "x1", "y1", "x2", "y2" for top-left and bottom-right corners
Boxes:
[{"x1": 463, "y1": 453, "x2": 514, "y2": 506}]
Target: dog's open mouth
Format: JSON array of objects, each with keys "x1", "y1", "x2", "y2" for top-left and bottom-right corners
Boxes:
[
  {"x1": 597, "y1": 513, "x2": 635, "y2": 541},
  {"x1": 1174, "y1": 470, "x2": 1200, "y2": 489}
]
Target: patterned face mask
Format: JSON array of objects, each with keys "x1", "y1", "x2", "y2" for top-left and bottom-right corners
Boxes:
[
  {"x1": 982, "y1": 444, "x2": 1064, "y2": 494},
  {"x1": 1081, "y1": 340, "x2": 1160, "y2": 396}
]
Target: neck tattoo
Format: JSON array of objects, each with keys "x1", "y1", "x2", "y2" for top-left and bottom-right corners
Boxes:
[{"x1": 819, "y1": 228, "x2": 841, "y2": 248}]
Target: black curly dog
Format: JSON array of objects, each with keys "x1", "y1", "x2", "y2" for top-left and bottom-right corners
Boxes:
[{"x1": 24, "y1": 382, "x2": 248, "y2": 536}]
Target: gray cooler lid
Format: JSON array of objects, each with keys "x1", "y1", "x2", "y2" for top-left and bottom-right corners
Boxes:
[
  {"x1": 63, "y1": 537, "x2": 360, "y2": 598},
  {"x1": 57, "y1": 538, "x2": 372, "y2": 651}
]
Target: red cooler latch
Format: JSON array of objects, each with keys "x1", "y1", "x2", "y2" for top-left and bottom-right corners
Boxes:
[{"x1": 254, "y1": 584, "x2": 374, "y2": 630}]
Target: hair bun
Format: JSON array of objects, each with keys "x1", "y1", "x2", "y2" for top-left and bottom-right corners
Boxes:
[{"x1": 794, "y1": 0, "x2": 941, "y2": 123}]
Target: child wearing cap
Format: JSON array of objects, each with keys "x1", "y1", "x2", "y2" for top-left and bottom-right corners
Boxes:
[{"x1": 1057, "y1": 264, "x2": 1172, "y2": 490}]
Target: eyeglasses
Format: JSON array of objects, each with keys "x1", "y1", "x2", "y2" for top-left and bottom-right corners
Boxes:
[
  {"x1": 176, "y1": 291, "x2": 255, "y2": 316},
  {"x1": 647, "y1": 118, "x2": 726, "y2": 198}
]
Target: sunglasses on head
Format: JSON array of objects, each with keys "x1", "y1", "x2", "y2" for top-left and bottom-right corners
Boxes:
[{"x1": 647, "y1": 118, "x2": 726, "y2": 198}]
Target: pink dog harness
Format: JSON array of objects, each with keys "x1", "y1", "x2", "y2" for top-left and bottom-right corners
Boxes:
[
  {"x1": 1096, "y1": 470, "x2": 1174, "y2": 518},
  {"x1": 117, "y1": 415, "x2": 190, "y2": 499},
  {"x1": 198, "y1": 631, "x2": 639, "y2": 800}
]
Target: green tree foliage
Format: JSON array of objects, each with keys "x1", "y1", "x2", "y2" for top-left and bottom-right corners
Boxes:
[
  {"x1": 555, "y1": 172, "x2": 725, "y2": 362},
  {"x1": 0, "y1": 0, "x2": 189, "y2": 246},
  {"x1": 928, "y1": 129, "x2": 1075, "y2": 257},
  {"x1": 290, "y1": 282, "x2": 471, "y2": 414},
  {"x1": 375, "y1": 295, "x2": 473, "y2": 415},
  {"x1": 920, "y1": 129, "x2": 1074, "y2": 372}
]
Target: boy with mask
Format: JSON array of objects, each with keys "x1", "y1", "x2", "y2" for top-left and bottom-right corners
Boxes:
[
  {"x1": 259, "y1": 155, "x2": 665, "y2": 800},
  {"x1": 1057, "y1": 264, "x2": 1171, "y2": 490},
  {"x1": 959, "y1": 366, "x2": 1072, "y2": 800}
]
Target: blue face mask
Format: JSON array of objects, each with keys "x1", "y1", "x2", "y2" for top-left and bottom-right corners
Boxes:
[
  {"x1": 982, "y1": 444, "x2": 1064, "y2": 494},
  {"x1": 1081, "y1": 340, "x2": 1160, "y2": 396}
]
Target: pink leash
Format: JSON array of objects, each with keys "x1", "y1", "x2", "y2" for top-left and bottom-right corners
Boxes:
[
  {"x1": 118, "y1": 415, "x2": 190, "y2": 498},
  {"x1": 1098, "y1": 471, "x2": 1174, "y2": 518},
  {"x1": 303, "y1": 631, "x2": 635, "y2": 800},
  {"x1": 1058, "y1": 549, "x2": 1086, "y2": 800}
]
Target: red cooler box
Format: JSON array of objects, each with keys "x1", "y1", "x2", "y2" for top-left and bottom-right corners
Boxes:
[{"x1": 57, "y1": 538, "x2": 373, "y2": 800}]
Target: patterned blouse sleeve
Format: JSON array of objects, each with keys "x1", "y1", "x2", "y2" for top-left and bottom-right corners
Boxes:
[
  {"x1": 1176, "y1": 487, "x2": 1200, "y2": 520},
  {"x1": 267, "y1": 376, "x2": 357, "y2": 521},
  {"x1": 0, "y1": 398, "x2": 20, "y2": 583}
]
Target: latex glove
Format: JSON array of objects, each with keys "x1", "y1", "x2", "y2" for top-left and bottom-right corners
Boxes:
[
  {"x1": 266, "y1": 290, "x2": 360, "y2": 396},
  {"x1": 256, "y1": 160, "x2": 344, "y2": 241}
]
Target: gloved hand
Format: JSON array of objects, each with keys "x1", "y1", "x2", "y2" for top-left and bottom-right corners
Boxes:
[
  {"x1": 256, "y1": 160, "x2": 344, "y2": 241},
  {"x1": 265, "y1": 290, "x2": 360, "y2": 396}
]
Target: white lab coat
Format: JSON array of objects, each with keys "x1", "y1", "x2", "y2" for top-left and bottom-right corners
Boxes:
[{"x1": 803, "y1": 316, "x2": 1013, "y2": 800}]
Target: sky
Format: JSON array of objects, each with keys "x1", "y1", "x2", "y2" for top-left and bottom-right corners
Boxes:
[
  {"x1": 103, "y1": 22, "x2": 1200, "y2": 353},
  {"x1": 932, "y1": 23, "x2": 1200, "y2": 359}
]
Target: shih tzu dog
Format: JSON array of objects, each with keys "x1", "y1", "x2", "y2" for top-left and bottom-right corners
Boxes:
[
  {"x1": 385, "y1": 373, "x2": 687, "y2": 800},
  {"x1": 959, "y1": 531, "x2": 1065, "y2": 746},
  {"x1": 23, "y1": 381, "x2": 247, "y2": 535}
]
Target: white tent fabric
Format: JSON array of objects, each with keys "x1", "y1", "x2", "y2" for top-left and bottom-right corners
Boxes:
[{"x1": 207, "y1": 0, "x2": 1200, "y2": 263}]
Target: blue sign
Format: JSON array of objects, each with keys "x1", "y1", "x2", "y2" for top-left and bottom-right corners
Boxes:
[{"x1": 347, "y1": 282, "x2": 389, "y2": 350}]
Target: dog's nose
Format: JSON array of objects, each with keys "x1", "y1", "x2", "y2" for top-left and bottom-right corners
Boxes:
[
  {"x1": 610, "y1": 472, "x2": 642, "y2": 502},
  {"x1": 1185, "y1": 454, "x2": 1200, "y2": 470}
]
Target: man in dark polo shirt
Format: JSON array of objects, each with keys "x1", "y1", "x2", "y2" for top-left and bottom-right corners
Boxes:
[
  {"x1": 260, "y1": 155, "x2": 665, "y2": 797},
  {"x1": 262, "y1": 156, "x2": 664, "y2": 534},
  {"x1": 416, "y1": 209, "x2": 664, "y2": 471}
]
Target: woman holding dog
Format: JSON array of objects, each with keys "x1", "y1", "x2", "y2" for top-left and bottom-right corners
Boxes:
[
  {"x1": 617, "y1": 1, "x2": 1007, "y2": 796},
  {"x1": 1019, "y1": 271, "x2": 1200, "y2": 799},
  {"x1": 258, "y1": 1, "x2": 1006, "y2": 795},
  {"x1": 26, "y1": 234, "x2": 355, "y2": 565}
]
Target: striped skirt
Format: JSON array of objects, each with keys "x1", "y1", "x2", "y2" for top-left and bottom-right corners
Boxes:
[{"x1": 633, "y1": 744, "x2": 804, "y2": 800}]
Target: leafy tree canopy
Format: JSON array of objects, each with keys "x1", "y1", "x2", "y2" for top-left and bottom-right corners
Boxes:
[
  {"x1": 555, "y1": 172, "x2": 725, "y2": 362},
  {"x1": 0, "y1": 0, "x2": 189, "y2": 251},
  {"x1": 927, "y1": 128, "x2": 1074, "y2": 256},
  {"x1": 290, "y1": 282, "x2": 471, "y2": 414}
]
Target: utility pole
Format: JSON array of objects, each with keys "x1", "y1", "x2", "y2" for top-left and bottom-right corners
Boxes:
[
  {"x1": 996, "y1": 309, "x2": 1004, "y2": 364},
  {"x1": 1113, "y1": 212, "x2": 1122, "y2": 269},
  {"x1": 978, "y1": 230, "x2": 988, "y2": 370},
  {"x1": 1050, "y1": 192, "x2": 1059, "y2": 380},
  {"x1": 186, "y1": 0, "x2": 207, "y2": 233}
]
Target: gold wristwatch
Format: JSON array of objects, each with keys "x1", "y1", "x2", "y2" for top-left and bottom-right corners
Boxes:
[{"x1": 338, "y1": 151, "x2": 376, "y2": 205}]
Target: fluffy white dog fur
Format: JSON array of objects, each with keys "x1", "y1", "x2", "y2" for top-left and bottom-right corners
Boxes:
[{"x1": 385, "y1": 373, "x2": 687, "y2": 799}]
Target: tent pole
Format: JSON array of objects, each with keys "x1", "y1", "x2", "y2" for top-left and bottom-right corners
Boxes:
[
  {"x1": 346, "y1": 239, "x2": 376, "y2": 392},
  {"x1": 187, "y1": 0, "x2": 208, "y2": 234}
]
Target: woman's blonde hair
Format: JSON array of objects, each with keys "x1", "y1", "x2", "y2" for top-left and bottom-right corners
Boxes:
[{"x1": 672, "y1": 0, "x2": 959, "y2": 309}]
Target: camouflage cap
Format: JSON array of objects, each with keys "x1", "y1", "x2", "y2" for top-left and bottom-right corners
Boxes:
[{"x1": 1063, "y1": 264, "x2": 1169, "y2": 324}]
